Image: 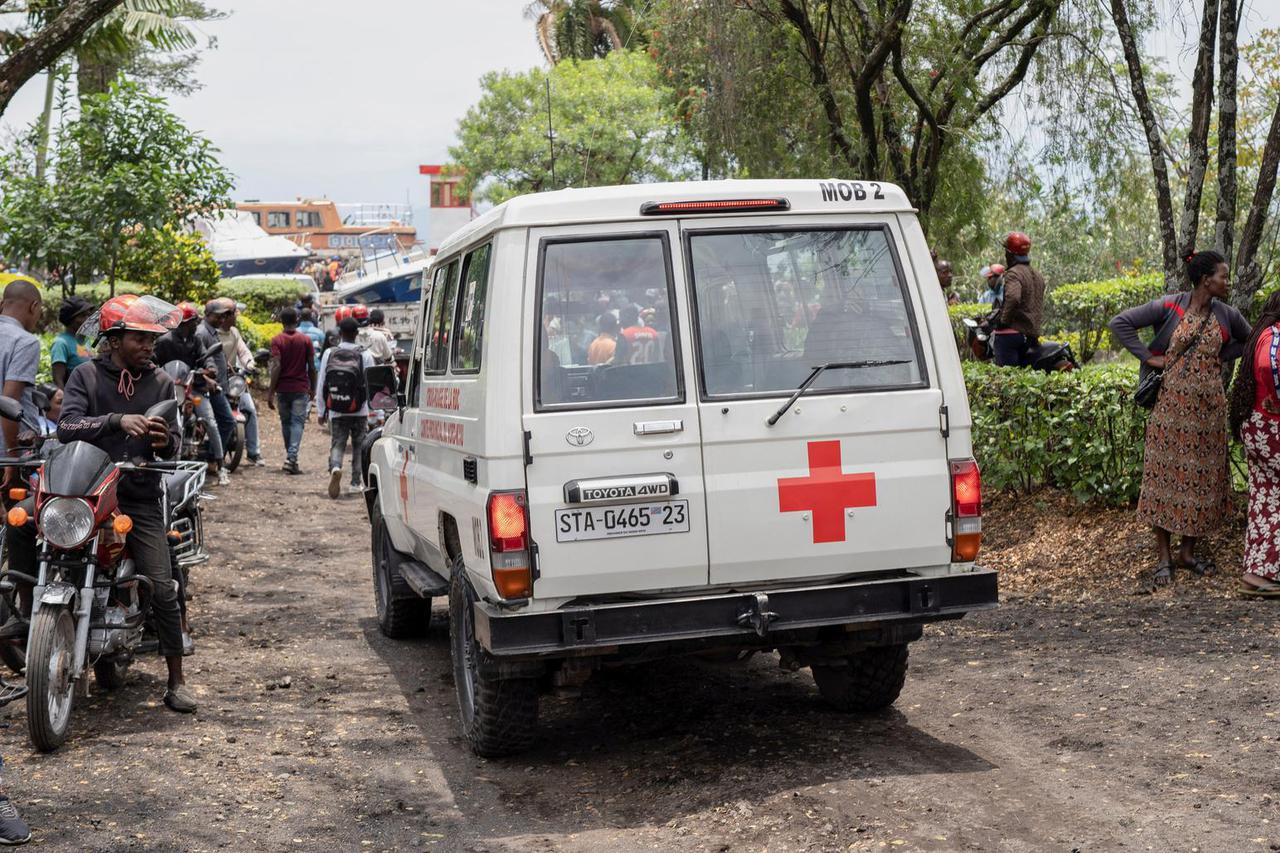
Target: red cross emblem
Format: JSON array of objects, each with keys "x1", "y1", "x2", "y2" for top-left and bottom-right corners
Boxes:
[{"x1": 777, "y1": 440, "x2": 876, "y2": 543}]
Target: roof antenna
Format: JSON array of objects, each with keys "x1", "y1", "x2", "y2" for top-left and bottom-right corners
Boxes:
[{"x1": 545, "y1": 77, "x2": 557, "y2": 189}]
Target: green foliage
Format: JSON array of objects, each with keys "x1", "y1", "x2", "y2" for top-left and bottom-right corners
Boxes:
[
  {"x1": 116, "y1": 223, "x2": 220, "y2": 305},
  {"x1": 236, "y1": 316, "x2": 282, "y2": 352},
  {"x1": 218, "y1": 278, "x2": 310, "y2": 322},
  {"x1": 1045, "y1": 274, "x2": 1163, "y2": 362},
  {"x1": 0, "y1": 79, "x2": 232, "y2": 290},
  {"x1": 448, "y1": 50, "x2": 694, "y2": 204},
  {"x1": 964, "y1": 361, "x2": 1147, "y2": 505}
]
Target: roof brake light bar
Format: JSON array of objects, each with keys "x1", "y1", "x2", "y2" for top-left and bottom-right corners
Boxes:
[{"x1": 639, "y1": 198, "x2": 791, "y2": 216}]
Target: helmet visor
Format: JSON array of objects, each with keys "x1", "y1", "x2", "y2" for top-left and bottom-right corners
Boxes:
[{"x1": 82, "y1": 294, "x2": 183, "y2": 339}]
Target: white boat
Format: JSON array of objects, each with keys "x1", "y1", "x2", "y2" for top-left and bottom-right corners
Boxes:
[
  {"x1": 332, "y1": 235, "x2": 432, "y2": 305},
  {"x1": 191, "y1": 210, "x2": 309, "y2": 277}
]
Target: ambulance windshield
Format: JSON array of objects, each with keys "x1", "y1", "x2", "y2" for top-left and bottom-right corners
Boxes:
[{"x1": 688, "y1": 228, "x2": 924, "y2": 398}]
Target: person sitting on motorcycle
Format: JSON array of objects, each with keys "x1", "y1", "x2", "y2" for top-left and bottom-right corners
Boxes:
[
  {"x1": 155, "y1": 302, "x2": 228, "y2": 484},
  {"x1": 992, "y1": 232, "x2": 1046, "y2": 367},
  {"x1": 9, "y1": 295, "x2": 197, "y2": 713}
]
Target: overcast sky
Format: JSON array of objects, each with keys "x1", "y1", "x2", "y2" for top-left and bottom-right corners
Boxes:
[
  {"x1": 2, "y1": 0, "x2": 1279, "y2": 220},
  {"x1": 3, "y1": 0, "x2": 546, "y2": 213}
]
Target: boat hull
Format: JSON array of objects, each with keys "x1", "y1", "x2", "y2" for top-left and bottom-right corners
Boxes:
[{"x1": 217, "y1": 256, "x2": 304, "y2": 277}]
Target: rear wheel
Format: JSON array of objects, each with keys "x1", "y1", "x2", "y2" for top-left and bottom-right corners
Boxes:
[
  {"x1": 223, "y1": 422, "x2": 244, "y2": 472},
  {"x1": 26, "y1": 605, "x2": 76, "y2": 751},
  {"x1": 449, "y1": 558, "x2": 538, "y2": 757},
  {"x1": 370, "y1": 503, "x2": 430, "y2": 638},
  {"x1": 811, "y1": 643, "x2": 909, "y2": 713},
  {"x1": 0, "y1": 530, "x2": 26, "y2": 674},
  {"x1": 93, "y1": 652, "x2": 132, "y2": 690}
]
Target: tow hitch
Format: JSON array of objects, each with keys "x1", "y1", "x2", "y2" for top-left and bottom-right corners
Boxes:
[{"x1": 736, "y1": 592, "x2": 780, "y2": 637}]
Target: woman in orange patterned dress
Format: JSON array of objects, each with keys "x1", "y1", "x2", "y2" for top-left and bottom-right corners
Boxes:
[{"x1": 1112, "y1": 251, "x2": 1250, "y2": 589}]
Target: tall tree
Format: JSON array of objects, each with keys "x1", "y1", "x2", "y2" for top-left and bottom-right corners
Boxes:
[
  {"x1": 76, "y1": 0, "x2": 221, "y2": 98},
  {"x1": 1110, "y1": 0, "x2": 1280, "y2": 302},
  {"x1": 0, "y1": 0, "x2": 124, "y2": 118},
  {"x1": 526, "y1": 0, "x2": 644, "y2": 64}
]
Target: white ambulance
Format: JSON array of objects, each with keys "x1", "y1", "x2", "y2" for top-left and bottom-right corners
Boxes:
[{"x1": 361, "y1": 180, "x2": 997, "y2": 757}]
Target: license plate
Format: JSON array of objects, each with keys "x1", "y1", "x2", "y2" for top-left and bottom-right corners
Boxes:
[{"x1": 555, "y1": 500, "x2": 689, "y2": 543}]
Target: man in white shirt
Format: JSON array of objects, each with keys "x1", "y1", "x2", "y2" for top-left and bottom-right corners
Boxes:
[
  {"x1": 316, "y1": 318, "x2": 375, "y2": 498},
  {"x1": 353, "y1": 305, "x2": 395, "y2": 364}
]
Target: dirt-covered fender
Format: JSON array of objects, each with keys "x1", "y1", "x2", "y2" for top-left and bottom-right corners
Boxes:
[{"x1": 362, "y1": 430, "x2": 417, "y2": 557}]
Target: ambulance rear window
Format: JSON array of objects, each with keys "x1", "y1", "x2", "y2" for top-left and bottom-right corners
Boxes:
[
  {"x1": 688, "y1": 228, "x2": 924, "y2": 398},
  {"x1": 536, "y1": 235, "x2": 681, "y2": 409}
]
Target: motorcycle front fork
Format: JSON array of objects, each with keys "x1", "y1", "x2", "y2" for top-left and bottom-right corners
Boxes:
[{"x1": 31, "y1": 537, "x2": 99, "y2": 683}]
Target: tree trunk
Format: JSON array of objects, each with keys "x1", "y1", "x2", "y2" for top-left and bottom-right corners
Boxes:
[
  {"x1": 74, "y1": 45, "x2": 120, "y2": 100},
  {"x1": 1233, "y1": 98, "x2": 1280, "y2": 310},
  {"x1": 1176, "y1": 0, "x2": 1218, "y2": 264},
  {"x1": 1109, "y1": 0, "x2": 1182, "y2": 291},
  {"x1": 0, "y1": 0, "x2": 125, "y2": 119},
  {"x1": 34, "y1": 68, "x2": 57, "y2": 183},
  {"x1": 1215, "y1": 0, "x2": 1238, "y2": 262}
]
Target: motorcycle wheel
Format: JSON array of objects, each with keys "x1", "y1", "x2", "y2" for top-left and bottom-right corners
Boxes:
[
  {"x1": 26, "y1": 605, "x2": 76, "y2": 752},
  {"x1": 223, "y1": 423, "x2": 244, "y2": 473},
  {"x1": 94, "y1": 652, "x2": 132, "y2": 691}
]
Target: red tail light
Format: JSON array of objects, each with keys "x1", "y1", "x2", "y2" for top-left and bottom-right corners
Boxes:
[
  {"x1": 639, "y1": 198, "x2": 790, "y2": 216},
  {"x1": 487, "y1": 491, "x2": 532, "y2": 599},
  {"x1": 949, "y1": 460, "x2": 982, "y2": 562}
]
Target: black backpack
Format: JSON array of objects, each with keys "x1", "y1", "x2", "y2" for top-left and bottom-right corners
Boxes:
[{"x1": 323, "y1": 348, "x2": 366, "y2": 414}]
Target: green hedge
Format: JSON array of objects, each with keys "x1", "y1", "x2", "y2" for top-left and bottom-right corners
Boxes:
[
  {"x1": 45, "y1": 277, "x2": 308, "y2": 324},
  {"x1": 965, "y1": 361, "x2": 1146, "y2": 505},
  {"x1": 1045, "y1": 273, "x2": 1162, "y2": 362}
]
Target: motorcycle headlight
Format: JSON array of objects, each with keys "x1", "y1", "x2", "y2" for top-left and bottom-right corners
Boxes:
[{"x1": 40, "y1": 497, "x2": 96, "y2": 549}]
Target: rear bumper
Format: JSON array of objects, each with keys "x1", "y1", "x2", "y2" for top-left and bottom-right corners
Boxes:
[{"x1": 473, "y1": 568, "x2": 997, "y2": 658}]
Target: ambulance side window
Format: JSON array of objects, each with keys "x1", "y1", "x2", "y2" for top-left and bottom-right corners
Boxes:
[
  {"x1": 406, "y1": 281, "x2": 433, "y2": 407},
  {"x1": 423, "y1": 258, "x2": 459, "y2": 376},
  {"x1": 536, "y1": 234, "x2": 681, "y2": 410},
  {"x1": 452, "y1": 243, "x2": 491, "y2": 373}
]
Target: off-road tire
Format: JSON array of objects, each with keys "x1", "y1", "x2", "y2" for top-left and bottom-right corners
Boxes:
[
  {"x1": 26, "y1": 605, "x2": 75, "y2": 752},
  {"x1": 811, "y1": 643, "x2": 909, "y2": 713},
  {"x1": 93, "y1": 652, "x2": 131, "y2": 690},
  {"x1": 449, "y1": 559, "x2": 537, "y2": 757},
  {"x1": 224, "y1": 422, "x2": 245, "y2": 473},
  {"x1": 370, "y1": 502, "x2": 430, "y2": 638}
]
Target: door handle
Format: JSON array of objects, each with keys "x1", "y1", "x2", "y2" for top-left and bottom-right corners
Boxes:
[{"x1": 633, "y1": 419, "x2": 683, "y2": 436}]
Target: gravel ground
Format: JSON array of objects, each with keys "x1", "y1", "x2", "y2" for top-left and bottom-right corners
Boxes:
[{"x1": 0, "y1": 420, "x2": 1276, "y2": 851}]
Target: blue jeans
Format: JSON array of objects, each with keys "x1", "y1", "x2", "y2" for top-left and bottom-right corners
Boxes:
[
  {"x1": 240, "y1": 389, "x2": 261, "y2": 459},
  {"x1": 993, "y1": 332, "x2": 1033, "y2": 367},
  {"x1": 210, "y1": 391, "x2": 236, "y2": 452},
  {"x1": 193, "y1": 396, "x2": 223, "y2": 461},
  {"x1": 276, "y1": 392, "x2": 308, "y2": 464}
]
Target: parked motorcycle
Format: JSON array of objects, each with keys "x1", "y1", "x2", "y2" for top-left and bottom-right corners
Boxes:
[
  {"x1": 0, "y1": 397, "x2": 209, "y2": 750},
  {"x1": 221, "y1": 370, "x2": 250, "y2": 473},
  {"x1": 962, "y1": 313, "x2": 1079, "y2": 372}
]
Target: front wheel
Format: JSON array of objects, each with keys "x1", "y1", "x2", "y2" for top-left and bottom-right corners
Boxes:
[
  {"x1": 224, "y1": 422, "x2": 244, "y2": 473},
  {"x1": 811, "y1": 643, "x2": 909, "y2": 713},
  {"x1": 26, "y1": 605, "x2": 77, "y2": 751},
  {"x1": 449, "y1": 559, "x2": 538, "y2": 757}
]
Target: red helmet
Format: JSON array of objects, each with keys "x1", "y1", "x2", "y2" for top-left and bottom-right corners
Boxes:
[
  {"x1": 176, "y1": 301, "x2": 200, "y2": 323},
  {"x1": 334, "y1": 305, "x2": 352, "y2": 323},
  {"x1": 91, "y1": 294, "x2": 182, "y2": 337},
  {"x1": 1004, "y1": 232, "x2": 1032, "y2": 256},
  {"x1": 349, "y1": 304, "x2": 370, "y2": 325},
  {"x1": 987, "y1": 263, "x2": 1006, "y2": 278}
]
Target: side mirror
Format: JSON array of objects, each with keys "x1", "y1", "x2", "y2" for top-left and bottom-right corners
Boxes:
[
  {"x1": 253, "y1": 347, "x2": 271, "y2": 364},
  {"x1": 144, "y1": 399, "x2": 179, "y2": 426},
  {"x1": 365, "y1": 364, "x2": 402, "y2": 412},
  {"x1": 0, "y1": 397, "x2": 22, "y2": 422}
]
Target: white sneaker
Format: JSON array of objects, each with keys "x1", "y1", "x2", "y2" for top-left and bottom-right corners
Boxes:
[
  {"x1": 217, "y1": 469, "x2": 230, "y2": 486},
  {"x1": 328, "y1": 467, "x2": 342, "y2": 499}
]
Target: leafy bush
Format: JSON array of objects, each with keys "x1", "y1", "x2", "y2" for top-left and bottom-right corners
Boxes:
[
  {"x1": 1045, "y1": 273, "x2": 1162, "y2": 362},
  {"x1": 218, "y1": 278, "x2": 309, "y2": 322},
  {"x1": 237, "y1": 316, "x2": 282, "y2": 352},
  {"x1": 116, "y1": 224, "x2": 221, "y2": 306},
  {"x1": 964, "y1": 361, "x2": 1146, "y2": 504},
  {"x1": 948, "y1": 302, "x2": 989, "y2": 353}
]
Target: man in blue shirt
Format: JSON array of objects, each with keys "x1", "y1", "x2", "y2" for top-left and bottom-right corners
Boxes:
[
  {"x1": 0, "y1": 278, "x2": 43, "y2": 462},
  {"x1": 50, "y1": 297, "x2": 93, "y2": 389},
  {"x1": 297, "y1": 310, "x2": 326, "y2": 368}
]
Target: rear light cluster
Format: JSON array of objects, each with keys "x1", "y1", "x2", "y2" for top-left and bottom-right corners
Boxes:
[
  {"x1": 949, "y1": 459, "x2": 982, "y2": 562},
  {"x1": 487, "y1": 490, "x2": 532, "y2": 599}
]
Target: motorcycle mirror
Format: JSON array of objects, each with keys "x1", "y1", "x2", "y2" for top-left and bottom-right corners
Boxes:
[
  {"x1": 253, "y1": 348, "x2": 270, "y2": 364},
  {"x1": 0, "y1": 397, "x2": 22, "y2": 422},
  {"x1": 961, "y1": 318, "x2": 978, "y2": 328},
  {"x1": 144, "y1": 399, "x2": 179, "y2": 424},
  {"x1": 364, "y1": 365, "x2": 402, "y2": 412}
]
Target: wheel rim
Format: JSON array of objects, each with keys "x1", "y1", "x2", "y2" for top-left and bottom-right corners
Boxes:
[{"x1": 45, "y1": 615, "x2": 74, "y2": 733}]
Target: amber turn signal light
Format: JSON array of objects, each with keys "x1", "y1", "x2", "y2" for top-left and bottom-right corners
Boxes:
[
  {"x1": 113, "y1": 515, "x2": 133, "y2": 535},
  {"x1": 7, "y1": 488, "x2": 25, "y2": 502},
  {"x1": 6, "y1": 507, "x2": 27, "y2": 527},
  {"x1": 491, "y1": 566, "x2": 532, "y2": 599}
]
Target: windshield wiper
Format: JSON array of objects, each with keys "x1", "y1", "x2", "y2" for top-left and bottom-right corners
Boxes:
[{"x1": 766, "y1": 360, "x2": 910, "y2": 426}]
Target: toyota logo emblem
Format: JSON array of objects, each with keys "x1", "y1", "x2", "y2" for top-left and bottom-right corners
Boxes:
[{"x1": 566, "y1": 427, "x2": 594, "y2": 447}]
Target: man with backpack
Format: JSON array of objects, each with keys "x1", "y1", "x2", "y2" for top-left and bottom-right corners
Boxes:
[{"x1": 316, "y1": 317, "x2": 374, "y2": 498}]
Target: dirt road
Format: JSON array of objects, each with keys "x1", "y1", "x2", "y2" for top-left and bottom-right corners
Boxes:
[{"x1": 2, "y1": 424, "x2": 1278, "y2": 851}]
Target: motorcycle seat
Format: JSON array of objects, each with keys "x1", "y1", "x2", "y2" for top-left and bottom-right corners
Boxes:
[{"x1": 163, "y1": 469, "x2": 202, "y2": 509}]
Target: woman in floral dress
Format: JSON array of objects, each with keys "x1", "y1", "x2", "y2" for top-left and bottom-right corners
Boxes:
[
  {"x1": 1111, "y1": 251, "x2": 1250, "y2": 589},
  {"x1": 1229, "y1": 291, "x2": 1280, "y2": 596}
]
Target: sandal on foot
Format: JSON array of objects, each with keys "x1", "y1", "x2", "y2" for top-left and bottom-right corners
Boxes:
[
  {"x1": 1178, "y1": 556, "x2": 1217, "y2": 577},
  {"x1": 1138, "y1": 561, "x2": 1173, "y2": 594},
  {"x1": 1238, "y1": 579, "x2": 1280, "y2": 598}
]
